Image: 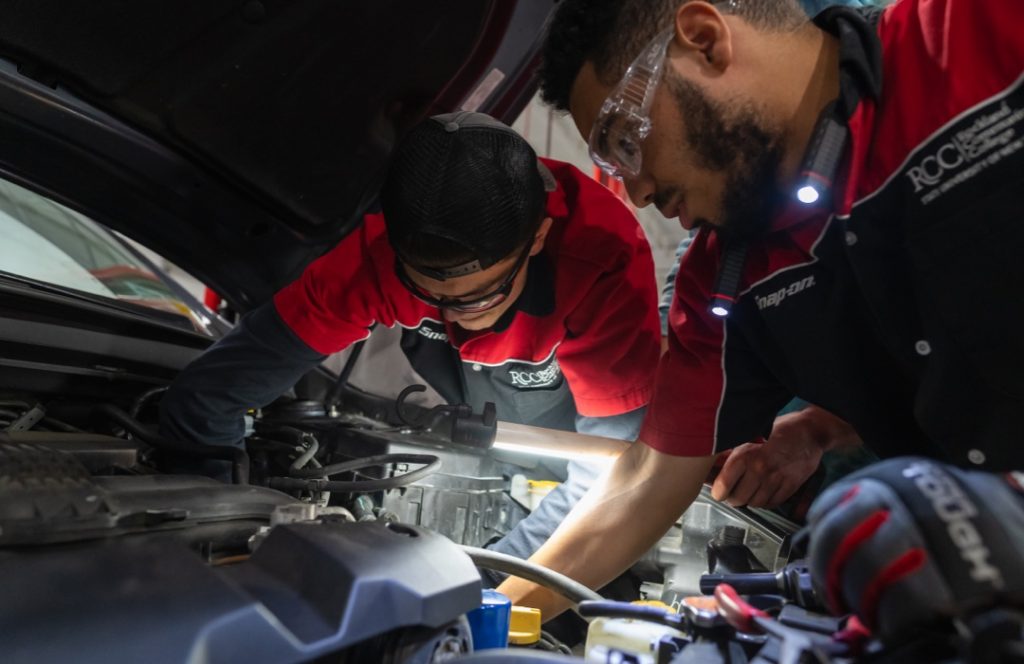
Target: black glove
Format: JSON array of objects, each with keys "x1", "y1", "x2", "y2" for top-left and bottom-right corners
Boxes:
[{"x1": 806, "y1": 457, "x2": 1024, "y2": 641}]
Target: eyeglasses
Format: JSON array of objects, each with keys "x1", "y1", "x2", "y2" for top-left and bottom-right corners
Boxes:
[
  {"x1": 396, "y1": 240, "x2": 533, "y2": 313},
  {"x1": 588, "y1": 2, "x2": 740, "y2": 180}
]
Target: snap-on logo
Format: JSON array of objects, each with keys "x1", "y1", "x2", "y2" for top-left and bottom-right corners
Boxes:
[
  {"x1": 902, "y1": 461, "x2": 1004, "y2": 590},
  {"x1": 905, "y1": 100, "x2": 1024, "y2": 204},
  {"x1": 417, "y1": 326, "x2": 448, "y2": 342},
  {"x1": 509, "y1": 359, "x2": 561, "y2": 389},
  {"x1": 755, "y1": 275, "x2": 816, "y2": 310}
]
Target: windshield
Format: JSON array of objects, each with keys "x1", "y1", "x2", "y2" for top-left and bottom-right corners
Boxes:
[{"x1": 0, "y1": 177, "x2": 213, "y2": 335}]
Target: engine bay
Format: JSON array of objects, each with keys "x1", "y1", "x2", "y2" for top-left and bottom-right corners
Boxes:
[{"x1": 0, "y1": 382, "x2": 1003, "y2": 663}]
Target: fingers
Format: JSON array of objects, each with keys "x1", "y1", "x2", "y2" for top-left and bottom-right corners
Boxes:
[
  {"x1": 726, "y1": 471, "x2": 764, "y2": 507},
  {"x1": 746, "y1": 481, "x2": 782, "y2": 508},
  {"x1": 711, "y1": 443, "x2": 756, "y2": 501},
  {"x1": 713, "y1": 438, "x2": 822, "y2": 508},
  {"x1": 764, "y1": 480, "x2": 798, "y2": 509}
]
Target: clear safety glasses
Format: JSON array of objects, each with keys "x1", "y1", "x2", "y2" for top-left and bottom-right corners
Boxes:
[
  {"x1": 395, "y1": 240, "x2": 533, "y2": 314},
  {"x1": 588, "y1": 28, "x2": 675, "y2": 180},
  {"x1": 588, "y1": 1, "x2": 739, "y2": 180}
]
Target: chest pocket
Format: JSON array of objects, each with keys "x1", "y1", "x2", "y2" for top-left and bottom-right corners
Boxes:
[
  {"x1": 505, "y1": 358, "x2": 576, "y2": 431},
  {"x1": 510, "y1": 382, "x2": 576, "y2": 431},
  {"x1": 908, "y1": 178, "x2": 1024, "y2": 400}
]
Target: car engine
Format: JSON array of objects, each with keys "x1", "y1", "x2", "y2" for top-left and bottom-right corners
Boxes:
[
  {"x1": 0, "y1": 379, "x2": 807, "y2": 664},
  {"x1": 0, "y1": 395, "x2": 490, "y2": 663},
  {"x1": 4, "y1": 379, "x2": 1009, "y2": 664}
]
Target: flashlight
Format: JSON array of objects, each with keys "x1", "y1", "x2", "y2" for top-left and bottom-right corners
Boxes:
[
  {"x1": 794, "y1": 102, "x2": 848, "y2": 207},
  {"x1": 708, "y1": 241, "x2": 748, "y2": 318}
]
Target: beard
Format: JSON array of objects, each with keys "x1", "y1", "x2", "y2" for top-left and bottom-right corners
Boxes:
[{"x1": 664, "y1": 70, "x2": 786, "y2": 242}]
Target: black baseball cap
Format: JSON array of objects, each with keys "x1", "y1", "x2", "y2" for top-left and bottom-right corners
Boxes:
[{"x1": 381, "y1": 111, "x2": 557, "y2": 280}]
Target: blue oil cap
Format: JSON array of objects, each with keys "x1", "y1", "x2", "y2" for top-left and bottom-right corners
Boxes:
[{"x1": 466, "y1": 588, "x2": 512, "y2": 650}]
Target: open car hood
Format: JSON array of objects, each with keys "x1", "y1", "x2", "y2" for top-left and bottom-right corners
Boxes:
[{"x1": 0, "y1": 1, "x2": 551, "y2": 311}]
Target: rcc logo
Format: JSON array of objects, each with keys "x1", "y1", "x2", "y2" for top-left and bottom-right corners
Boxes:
[{"x1": 905, "y1": 142, "x2": 966, "y2": 192}]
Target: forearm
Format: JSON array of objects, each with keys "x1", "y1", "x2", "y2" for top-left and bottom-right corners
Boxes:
[
  {"x1": 487, "y1": 461, "x2": 595, "y2": 564},
  {"x1": 498, "y1": 442, "x2": 714, "y2": 619},
  {"x1": 159, "y1": 301, "x2": 325, "y2": 445}
]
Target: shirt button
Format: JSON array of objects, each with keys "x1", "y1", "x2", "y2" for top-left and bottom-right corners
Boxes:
[
  {"x1": 844, "y1": 231, "x2": 858, "y2": 246},
  {"x1": 472, "y1": 363, "x2": 483, "y2": 372},
  {"x1": 967, "y1": 449, "x2": 986, "y2": 465},
  {"x1": 914, "y1": 340, "x2": 932, "y2": 356}
]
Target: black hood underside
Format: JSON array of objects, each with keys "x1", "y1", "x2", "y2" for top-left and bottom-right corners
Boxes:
[{"x1": 0, "y1": 1, "x2": 550, "y2": 310}]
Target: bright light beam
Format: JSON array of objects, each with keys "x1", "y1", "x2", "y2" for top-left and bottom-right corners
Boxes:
[{"x1": 490, "y1": 421, "x2": 629, "y2": 463}]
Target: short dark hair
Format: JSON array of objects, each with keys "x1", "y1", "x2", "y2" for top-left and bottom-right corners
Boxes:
[
  {"x1": 539, "y1": 0, "x2": 807, "y2": 111},
  {"x1": 381, "y1": 114, "x2": 546, "y2": 272}
]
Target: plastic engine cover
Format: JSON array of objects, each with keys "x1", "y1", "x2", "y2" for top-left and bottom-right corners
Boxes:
[{"x1": 0, "y1": 521, "x2": 481, "y2": 663}]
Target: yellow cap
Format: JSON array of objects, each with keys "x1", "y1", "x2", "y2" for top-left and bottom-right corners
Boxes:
[
  {"x1": 527, "y1": 480, "x2": 560, "y2": 490},
  {"x1": 508, "y1": 606, "x2": 542, "y2": 645},
  {"x1": 631, "y1": 600, "x2": 677, "y2": 613}
]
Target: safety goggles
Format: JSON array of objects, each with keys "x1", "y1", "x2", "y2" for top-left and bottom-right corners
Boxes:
[
  {"x1": 396, "y1": 240, "x2": 533, "y2": 314},
  {"x1": 588, "y1": 2, "x2": 738, "y2": 180},
  {"x1": 588, "y1": 28, "x2": 674, "y2": 180}
]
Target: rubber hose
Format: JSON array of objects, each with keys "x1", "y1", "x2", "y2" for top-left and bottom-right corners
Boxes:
[
  {"x1": 129, "y1": 386, "x2": 169, "y2": 419},
  {"x1": 289, "y1": 436, "x2": 319, "y2": 471},
  {"x1": 576, "y1": 600, "x2": 686, "y2": 629},
  {"x1": 458, "y1": 546, "x2": 602, "y2": 605},
  {"x1": 266, "y1": 452, "x2": 438, "y2": 495}
]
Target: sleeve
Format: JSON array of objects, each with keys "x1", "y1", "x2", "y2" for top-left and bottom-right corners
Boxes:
[
  {"x1": 556, "y1": 228, "x2": 661, "y2": 418},
  {"x1": 272, "y1": 217, "x2": 399, "y2": 355},
  {"x1": 575, "y1": 407, "x2": 645, "y2": 441},
  {"x1": 639, "y1": 232, "x2": 791, "y2": 456},
  {"x1": 159, "y1": 301, "x2": 326, "y2": 446},
  {"x1": 659, "y1": 235, "x2": 694, "y2": 337}
]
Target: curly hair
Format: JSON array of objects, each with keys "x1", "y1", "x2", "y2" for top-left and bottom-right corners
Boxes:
[{"x1": 539, "y1": 0, "x2": 807, "y2": 111}]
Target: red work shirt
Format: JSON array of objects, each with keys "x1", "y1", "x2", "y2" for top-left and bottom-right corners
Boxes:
[
  {"x1": 274, "y1": 158, "x2": 660, "y2": 428},
  {"x1": 641, "y1": 0, "x2": 1024, "y2": 469}
]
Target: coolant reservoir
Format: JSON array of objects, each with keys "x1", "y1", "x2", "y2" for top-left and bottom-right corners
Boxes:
[{"x1": 584, "y1": 604, "x2": 687, "y2": 663}]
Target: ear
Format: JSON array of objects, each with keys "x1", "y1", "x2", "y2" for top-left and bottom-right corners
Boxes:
[
  {"x1": 529, "y1": 217, "x2": 554, "y2": 256},
  {"x1": 671, "y1": 1, "x2": 734, "y2": 74}
]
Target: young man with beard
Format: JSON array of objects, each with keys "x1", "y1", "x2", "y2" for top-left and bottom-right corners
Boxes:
[
  {"x1": 498, "y1": 0, "x2": 1024, "y2": 639},
  {"x1": 160, "y1": 112, "x2": 661, "y2": 563}
]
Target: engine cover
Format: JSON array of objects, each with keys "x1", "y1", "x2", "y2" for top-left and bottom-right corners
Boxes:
[{"x1": 1, "y1": 521, "x2": 481, "y2": 663}]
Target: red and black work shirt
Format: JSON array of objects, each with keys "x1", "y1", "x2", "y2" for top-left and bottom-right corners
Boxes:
[
  {"x1": 642, "y1": 0, "x2": 1024, "y2": 469},
  {"x1": 274, "y1": 158, "x2": 660, "y2": 430}
]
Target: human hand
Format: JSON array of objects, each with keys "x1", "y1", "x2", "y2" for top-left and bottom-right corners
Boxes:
[{"x1": 710, "y1": 410, "x2": 825, "y2": 508}]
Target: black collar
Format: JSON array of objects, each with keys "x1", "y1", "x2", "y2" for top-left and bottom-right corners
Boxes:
[
  {"x1": 491, "y1": 251, "x2": 556, "y2": 333},
  {"x1": 813, "y1": 5, "x2": 884, "y2": 120}
]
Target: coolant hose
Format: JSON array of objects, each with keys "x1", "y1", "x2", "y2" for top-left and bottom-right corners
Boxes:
[{"x1": 458, "y1": 546, "x2": 602, "y2": 606}]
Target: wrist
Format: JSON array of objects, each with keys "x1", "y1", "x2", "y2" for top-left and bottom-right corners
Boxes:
[{"x1": 791, "y1": 405, "x2": 859, "y2": 452}]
